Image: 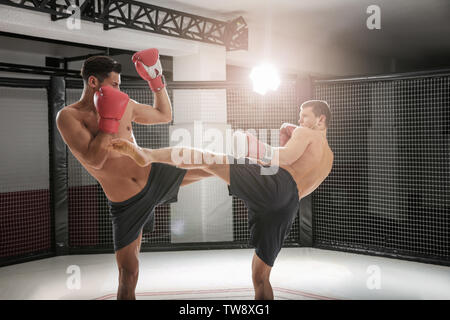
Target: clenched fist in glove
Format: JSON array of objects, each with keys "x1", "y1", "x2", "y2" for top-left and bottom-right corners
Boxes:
[
  {"x1": 132, "y1": 48, "x2": 165, "y2": 92},
  {"x1": 279, "y1": 123, "x2": 297, "y2": 146},
  {"x1": 93, "y1": 86, "x2": 129, "y2": 134},
  {"x1": 233, "y1": 131, "x2": 274, "y2": 164}
]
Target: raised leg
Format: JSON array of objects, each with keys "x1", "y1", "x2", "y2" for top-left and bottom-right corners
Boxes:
[
  {"x1": 111, "y1": 138, "x2": 232, "y2": 184},
  {"x1": 202, "y1": 161, "x2": 231, "y2": 184},
  {"x1": 181, "y1": 169, "x2": 214, "y2": 186}
]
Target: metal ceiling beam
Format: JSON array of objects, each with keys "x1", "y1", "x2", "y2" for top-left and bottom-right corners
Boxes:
[
  {"x1": 0, "y1": 0, "x2": 248, "y2": 51},
  {"x1": 0, "y1": 62, "x2": 81, "y2": 78},
  {"x1": 0, "y1": 61, "x2": 141, "y2": 80}
]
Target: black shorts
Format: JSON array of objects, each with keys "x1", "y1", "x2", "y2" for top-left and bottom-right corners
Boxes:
[
  {"x1": 108, "y1": 163, "x2": 187, "y2": 251},
  {"x1": 228, "y1": 157, "x2": 300, "y2": 267}
]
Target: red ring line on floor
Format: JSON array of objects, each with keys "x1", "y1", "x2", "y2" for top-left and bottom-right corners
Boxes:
[{"x1": 94, "y1": 287, "x2": 339, "y2": 300}]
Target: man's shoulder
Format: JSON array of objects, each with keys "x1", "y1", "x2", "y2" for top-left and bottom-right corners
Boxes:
[
  {"x1": 293, "y1": 126, "x2": 309, "y2": 132},
  {"x1": 59, "y1": 101, "x2": 85, "y2": 117},
  {"x1": 292, "y1": 126, "x2": 314, "y2": 138},
  {"x1": 57, "y1": 106, "x2": 73, "y2": 121},
  {"x1": 293, "y1": 127, "x2": 329, "y2": 146},
  {"x1": 56, "y1": 104, "x2": 82, "y2": 129}
]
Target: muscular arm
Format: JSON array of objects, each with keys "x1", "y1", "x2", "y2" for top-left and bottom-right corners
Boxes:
[
  {"x1": 131, "y1": 89, "x2": 172, "y2": 124},
  {"x1": 269, "y1": 127, "x2": 313, "y2": 166},
  {"x1": 56, "y1": 109, "x2": 111, "y2": 170},
  {"x1": 279, "y1": 122, "x2": 298, "y2": 146}
]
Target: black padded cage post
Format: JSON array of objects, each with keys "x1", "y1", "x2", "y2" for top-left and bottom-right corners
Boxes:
[
  {"x1": 48, "y1": 76, "x2": 69, "y2": 255},
  {"x1": 312, "y1": 69, "x2": 450, "y2": 266}
]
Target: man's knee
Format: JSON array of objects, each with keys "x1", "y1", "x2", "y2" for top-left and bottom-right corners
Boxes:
[
  {"x1": 118, "y1": 265, "x2": 139, "y2": 283},
  {"x1": 252, "y1": 253, "x2": 272, "y2": 284},
  {"x1": 116, "y1": 243, "x2": 141, "y2": 284},
  {"x1": 252, "y1": 269, "x2": 270, "y2": 285},
  {"x1": 117, "y1": 254, "x2": 139, "y2": 282}
]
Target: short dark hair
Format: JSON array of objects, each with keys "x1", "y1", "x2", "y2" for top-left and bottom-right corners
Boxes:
[
  {"x1": 300, "y1": 100, "x2": 332, "y2": 128},
  {"x1": 80, "y1": 56, "x2": 122, "y2": 83}
]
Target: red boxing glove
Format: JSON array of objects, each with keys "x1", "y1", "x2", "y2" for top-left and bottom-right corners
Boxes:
[
  {"x1": 132, "y1": 48, "x2": 165, "y2": 92},
  {"x1": 280, "y1": 123, "x2": 297, "y2": 146},
  {"x1": 93, "y1": 86, "x2": 129, "y2": 134},
  {"x1": 233, "y1": 131, "x2": 274, "y2": 163}
]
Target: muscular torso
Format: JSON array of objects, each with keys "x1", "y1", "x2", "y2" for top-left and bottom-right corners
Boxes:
[
  {"x1": 65, "y1": 102, "x2": 151, "y2": 202},
  {"x1": 282, "y1": 131, "x2": 334, "y2": 199}
]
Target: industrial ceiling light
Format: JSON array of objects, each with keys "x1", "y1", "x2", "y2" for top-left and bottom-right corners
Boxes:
[{"x1": 249, "y1": 63, "x2": 281, "y2": 95}]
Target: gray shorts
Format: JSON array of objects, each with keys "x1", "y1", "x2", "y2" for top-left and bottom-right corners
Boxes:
[
  {"x1": 228, "y1": 158, "x2": 300, "y2": 267},
  {"x1": 108, "y1": 163, "x2": 187, "y2": 251}
]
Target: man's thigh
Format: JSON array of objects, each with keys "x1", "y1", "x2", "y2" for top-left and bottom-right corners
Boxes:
[
  {"x1": 180, "y1": 160, "x2": 231, "y2": 186},
  {"x1": 181, "y1": 169, "x2": 212, "y2": 186},
  {"x1": 204, "y1": 163, "x2": 230, "y2": 185}
]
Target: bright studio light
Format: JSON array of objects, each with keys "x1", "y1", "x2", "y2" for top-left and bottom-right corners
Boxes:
[{"x1": 249, "y1": 63, "x2": 281, "y2": 95}]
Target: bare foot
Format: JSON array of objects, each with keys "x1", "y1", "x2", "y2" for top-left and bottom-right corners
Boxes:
[{"x1": 110, "y1": 138, "x2": 151, "y2": 167}]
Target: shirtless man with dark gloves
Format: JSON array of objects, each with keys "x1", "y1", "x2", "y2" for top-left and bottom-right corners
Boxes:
[
  {"x1": 110, "y1": 100, "x2": 334, "y2": 300},
  {"x1": 56, "y1": 49, "x2": 210, "y2": 300}
]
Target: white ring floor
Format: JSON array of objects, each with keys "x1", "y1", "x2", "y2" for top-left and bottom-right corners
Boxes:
[{"x1": 0, "y1": 248, "x2": 448, "y2": 300}]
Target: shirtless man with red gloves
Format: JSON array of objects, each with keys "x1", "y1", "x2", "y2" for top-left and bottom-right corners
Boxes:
[{"x1": 56, "y1": 49, "x2": 210, "y2": 300}]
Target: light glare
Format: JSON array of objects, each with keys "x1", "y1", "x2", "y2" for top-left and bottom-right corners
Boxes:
[{"x1": 250, "y1": 64, "x2": 281, "y2": 95}]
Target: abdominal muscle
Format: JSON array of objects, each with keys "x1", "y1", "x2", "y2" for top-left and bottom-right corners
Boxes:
[{"x1": 81, "y1": 153, "x2": 151, "y2": 203}]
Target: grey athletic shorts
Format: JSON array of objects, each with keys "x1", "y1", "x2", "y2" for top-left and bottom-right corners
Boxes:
[
  {"x1": 108, "y1": 163, "x2": 187, "y2": 251},
  {"x1": 228, "y1": 157, "x2": 300, "y2": 267}
]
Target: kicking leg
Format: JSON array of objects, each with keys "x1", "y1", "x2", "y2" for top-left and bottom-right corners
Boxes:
[
  {"x1": 111, "y1": 138, "x2": 231, "y2": 184},
  {"x1": 179, "y1": 161, "x2": 231, "y2": 186},
  {"x1": 202, "y1": 161, "x2": 230, "y2": 184},
  {"x1": 146, "y1": 146, "x2": 232, "y2": 184},
  {"x1": 181, "y1": 169, "x2": 213, "y2": 186}
]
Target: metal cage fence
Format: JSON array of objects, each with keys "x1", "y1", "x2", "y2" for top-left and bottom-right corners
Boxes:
[{"x1": 313, "y1": 72, "x2": 450, "y2": 265}]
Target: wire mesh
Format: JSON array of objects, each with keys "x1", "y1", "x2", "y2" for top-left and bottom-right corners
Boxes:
[
  {"x1": 0, "y1": 87, "x2": 52, "y2": 261},
  {"x1": 314, "y1": 76, "x2": 450, "y2": 261}
]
